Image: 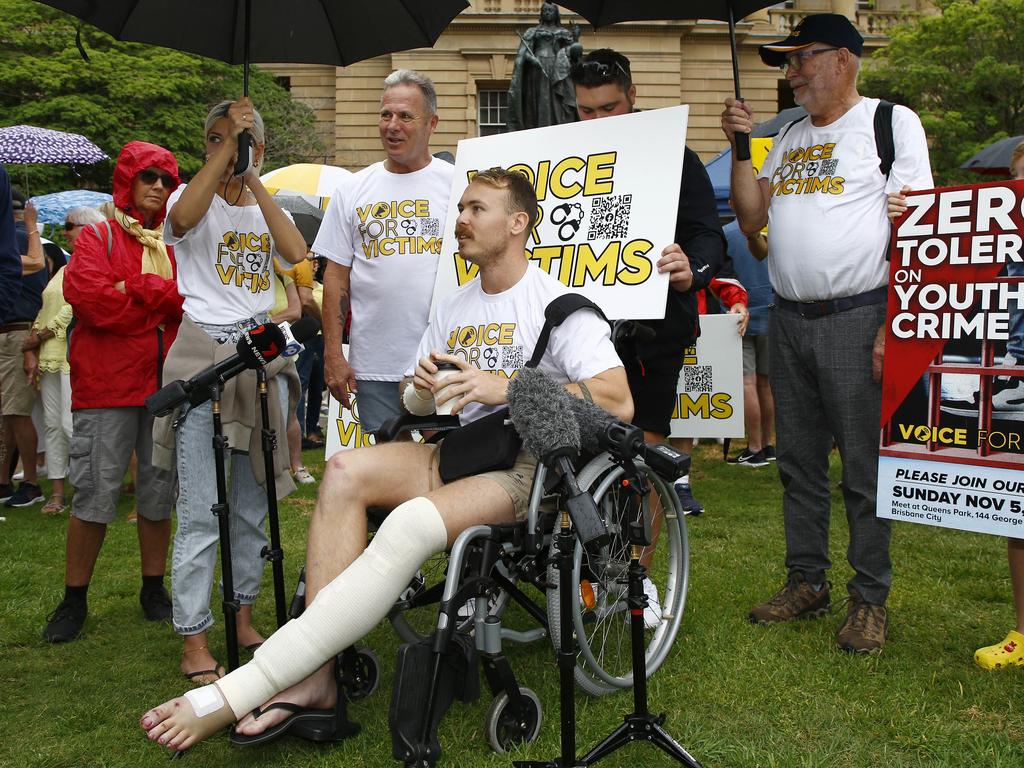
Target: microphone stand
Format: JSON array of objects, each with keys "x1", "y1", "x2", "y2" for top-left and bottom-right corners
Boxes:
[
  {"x1": 256, "y1": 366, "x2": 289, "y2": 629},
  {"x1": 210, "y1": 380, "x2": 241, "y2": 672}
]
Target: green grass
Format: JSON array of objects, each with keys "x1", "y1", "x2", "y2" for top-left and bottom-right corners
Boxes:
[{"x1": 2, "y1": 444, "x2": 1021, "y2": 768}]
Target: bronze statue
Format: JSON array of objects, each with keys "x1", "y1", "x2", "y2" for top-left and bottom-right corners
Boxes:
[{"x1": 507, "y1": 2, "x2": 582, "y2": 132}]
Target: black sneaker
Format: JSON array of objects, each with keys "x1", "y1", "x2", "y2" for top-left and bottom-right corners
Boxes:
[
  {"x1": 5, "y1": 481, "x2": 44, "y2": 507},
  {"x1": 0, "y1": 483, "x2": 13, "y2": 503},
  {"x1": 140, "y1": 585, "x2": 173, "y2": 622},
  {"x1": 673, "y1": 482, "x2": 704, "y2": 516},
  {"x1": 43, "y1": 599, "x2": 87, "y2": 643},
  {"x1": 763, "y1": 445, "x2": 776, "y2": 461},
  {"x1": 727, "y1": 448, "x2": 769, "y2": 467}
]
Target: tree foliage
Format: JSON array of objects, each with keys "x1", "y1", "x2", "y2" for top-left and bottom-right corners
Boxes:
[
  {"x1": 0, "y1": 0, "x2": 326, "y2": 195},
  {"x1": 861, "y1": 0, "x2": 1024, "y2": 185}
]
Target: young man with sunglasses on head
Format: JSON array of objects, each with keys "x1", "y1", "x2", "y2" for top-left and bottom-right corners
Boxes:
[
  {"x1": 570, "y1": 49, "x2": 727, "y2": 517},
  {"x1": 721, "y1": 14, "x2": 932, "y2": 653}
]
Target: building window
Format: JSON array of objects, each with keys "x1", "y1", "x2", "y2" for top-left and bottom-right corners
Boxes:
[
  {"x1": 777, "y1": 79, "x2": 796, "y2": 111},
  {"x1": 478, "y1": 89, "x2": 509, "y2": 137},
  {"x1": 275, "y1": 76, "x2": 292, "y2": 92}
]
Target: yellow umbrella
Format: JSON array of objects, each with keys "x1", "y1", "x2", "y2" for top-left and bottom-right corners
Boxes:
[{"x1": 260, "y1": 163, "x2": 352, "y2": 205}]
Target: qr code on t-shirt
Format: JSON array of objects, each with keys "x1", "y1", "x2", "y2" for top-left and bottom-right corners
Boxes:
[
  {"x1": 420, "y1": 217, "x2": 440, "y2": 237},
  {"x1": 683, "y1": 365, "x2": 713, "y2": 393},
  {"x1": 587, "y1": 194, "x2": 632, "y2": 240},
  {"x1": 501, "y1": 345, "x2": 525, "y2": 369}
]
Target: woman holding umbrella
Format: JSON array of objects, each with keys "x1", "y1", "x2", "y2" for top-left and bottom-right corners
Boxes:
[{"x1": 155, "y1": 97, "x2": 307, "y2": 683}]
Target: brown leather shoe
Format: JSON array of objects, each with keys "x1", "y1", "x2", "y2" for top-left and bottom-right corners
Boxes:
[
  {"x1": 836, "y1": 592, "x2": 888, "y2": 654},
  {"x1": 748, "y1": 573, "x2": 831, "y2": 625}
]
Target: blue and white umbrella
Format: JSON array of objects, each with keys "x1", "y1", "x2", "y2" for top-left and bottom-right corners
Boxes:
[
  {"x1": 0, "y1": 125, "x2": 108, "y2": 165},
  {"x1": 28, "y1": 189, "x2": 112, "y2": 225}
]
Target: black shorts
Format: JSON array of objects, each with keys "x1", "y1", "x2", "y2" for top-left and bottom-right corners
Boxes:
[{"x1": 622, "y1": 350, "x2": 684, "y2": 438}]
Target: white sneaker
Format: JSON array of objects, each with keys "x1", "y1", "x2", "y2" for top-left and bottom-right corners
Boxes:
[
  {"x1": 12, "y1": 464, "x2": 47, "y2": 482},
  {"x1": 640, "y1": 577, "x2": 663, "y2": 629},
  {"x1": 992, "y1": 379, "x2": 1024, "y2": 416},
  {"x1": 293, "y1": 467, "x2": 315, "y2": 485}
]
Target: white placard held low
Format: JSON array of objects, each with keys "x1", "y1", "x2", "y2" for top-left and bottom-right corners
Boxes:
[
  {"x1": 432, "y1": 106, "x2": 689, "y2": 320},
  {"x1": 667, "y1": 314, "x2": 745, "y2": 439}
]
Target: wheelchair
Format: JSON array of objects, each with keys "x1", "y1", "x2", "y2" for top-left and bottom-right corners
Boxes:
[{"x1": 360, "y1": 411, "x2": 691, "y2": 766}]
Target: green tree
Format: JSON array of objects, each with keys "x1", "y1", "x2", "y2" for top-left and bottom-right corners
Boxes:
[
  {"x1": 861, "y1": 0, "x2": 1024, "y2": 185},
  {"x1": 0, "y1": 0, "x2": 325, "y2": 195}
]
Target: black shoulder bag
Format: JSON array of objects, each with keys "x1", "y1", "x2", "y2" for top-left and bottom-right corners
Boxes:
[{"x1": 436, "y1": 294, "x2": 607, "y2": 483}]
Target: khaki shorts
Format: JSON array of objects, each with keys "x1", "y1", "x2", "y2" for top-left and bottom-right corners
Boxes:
[
  {"x1": 0, "y1": 329, "x2": 37, "y2": 416},
  {"x1": 742, "y1": 334, "x2": 770, "y2": 377},
  {"x1": 429, "y1": 446, "x2": 538, "y2": 522}
]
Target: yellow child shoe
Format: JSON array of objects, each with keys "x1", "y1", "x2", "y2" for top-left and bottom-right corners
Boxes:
[{"x1": 974, "y1": 630, "x2": 1024, "y2": 670}]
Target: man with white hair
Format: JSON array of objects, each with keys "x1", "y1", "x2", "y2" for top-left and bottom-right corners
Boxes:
[
  {"x1": 314, "y1": 70, "x2": 454, "y2": 434},
  {"x1": 721, "y1": 13, "x2": 932, "y2": 653}
]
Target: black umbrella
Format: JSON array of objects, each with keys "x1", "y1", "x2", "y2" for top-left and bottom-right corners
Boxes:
[
  {"x1": 752, "y1": 106, "x2": 808, "y2": 138},
  {"x1": 273, "y1": 193, "x2": 325, "y2": 247},
  {"x1": 960, "y1": 135, "x2": 1024, "y2": 176},
  {"x1": 36, "y1": 0, "x2": 470, "y2": 169},
  {"x1": 557, "y1": 0, "x2": 780, "y2": 160}
]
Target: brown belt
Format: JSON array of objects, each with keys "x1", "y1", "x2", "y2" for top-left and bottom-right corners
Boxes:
[{"x1": 0, "y1": 322, "x2": 32, "y2": 334}]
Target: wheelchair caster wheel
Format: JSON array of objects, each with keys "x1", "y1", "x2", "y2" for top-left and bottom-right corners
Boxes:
[
  {"x1": 485, "y1": 687, "x2": 542, "y2": 753},
  {"x1": 339, "y1": 646, "x2": 380, "y2": 702}
]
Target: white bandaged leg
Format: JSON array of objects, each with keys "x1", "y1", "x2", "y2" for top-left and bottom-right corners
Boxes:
[{"x1": 216, "y1": 497, "x2": 448, "y2": 718}]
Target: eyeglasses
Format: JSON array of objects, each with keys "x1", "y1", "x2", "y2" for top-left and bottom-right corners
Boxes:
[
  {"x1": 571, "y1": 59, "x2": 630, "y2": 82},
  {"x1": 379, "y1": 110, "x2": 420, "y2": 124},
  {"x1": 137, "y1": 168, "x2": 175, "y2": 187},
  {"x1": 63, "y1": 221, "x2": 81, "y2": 231},
  {"x1": 781, "y1": 47, "x2": 839, "y2": 71}
]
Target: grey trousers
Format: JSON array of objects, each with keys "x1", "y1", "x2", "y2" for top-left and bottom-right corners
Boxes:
[{"x1": 769, "y1": 301, "x2": 892, "y2": 605}]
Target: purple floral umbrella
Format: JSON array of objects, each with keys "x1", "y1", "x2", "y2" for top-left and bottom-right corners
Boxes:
[{"x1": 0, "y1": 125, "x2": 108, "y2": 165}]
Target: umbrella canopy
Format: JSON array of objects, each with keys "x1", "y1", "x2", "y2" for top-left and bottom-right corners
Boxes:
[
  {"x1": 36, "y1": 1, "x2": 470, "y2": 71},
  {"x1": 752, "y1": 106, "x2": 808, "y2": 138},
  {"x1": 27, "y1": 189, "x2": 112, "y2": 225},
  {"x1": 960, "y1": 135, "x2": 1024, "y2": 176},
  {"x1": 273, "y1": 193, "x2": 324, "y2": 247},
  {"x1": 260, "y1": 163, "x2": 352, "y2": 201},
  {"x1": 0, "y1": 125, "x2": 108, "y2": 165}
]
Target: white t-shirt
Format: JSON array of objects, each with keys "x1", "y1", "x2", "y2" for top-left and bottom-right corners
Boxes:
[
  {"x1": 164, "y1": 185, "x2": 294, "y2": 324},
  {"x1": 758, "y1": 97, "x2": 933, "y2": 302},
  {"x1": 313, "y1": 157, "x2": 454, "y2": 381},
  {"x1": 410, "y1": 263, "x2": 623, "y2": 425}
]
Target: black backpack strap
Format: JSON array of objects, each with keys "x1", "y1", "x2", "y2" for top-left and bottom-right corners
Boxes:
[
  {"x1": 874, "y1": 100, "x2": 895, "y2": 179},
  {"x1": 527, "y1": 293, "x2": 608, "y2": 369},
  {"x1": 776, "y1": 115, "x2": 808, "y2": 144}
]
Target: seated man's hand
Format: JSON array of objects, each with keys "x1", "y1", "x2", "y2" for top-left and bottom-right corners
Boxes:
[
  {"x1": 429, "y1": 352, "x2": 509, "y2": 416},
  {"x1": 658, "y1": 243, "x2": 693, "y2": 292}
]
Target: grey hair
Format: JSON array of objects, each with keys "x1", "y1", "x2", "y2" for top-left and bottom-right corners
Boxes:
[
  {"x1": 205, "y1": 100, "x2": 266, "y2": 145},
  {"x1": 383, "y1": 70, "x2": 437, "y2": 115},
  {"x1": 65, "y1": 206, "x2": 107, "y2": 226}
]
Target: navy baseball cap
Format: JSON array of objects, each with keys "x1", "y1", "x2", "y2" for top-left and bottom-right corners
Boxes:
[{"x1": 759, "y1": 13, "x2": 864, "y2": 67}]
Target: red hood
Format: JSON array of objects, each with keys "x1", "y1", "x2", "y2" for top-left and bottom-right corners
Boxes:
[{"x1": 112, "y1": 141, "x2": 180, "y2": 227}]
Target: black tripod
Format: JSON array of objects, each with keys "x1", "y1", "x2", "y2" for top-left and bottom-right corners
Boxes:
[{"x1": 515, "y1": 458, "x2": 702, "y2": 768}]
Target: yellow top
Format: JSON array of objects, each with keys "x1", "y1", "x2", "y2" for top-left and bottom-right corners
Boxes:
[
  {"x1": 31, "y1": 266, "x2": 72, "y2": 374},
  {"x1": 270, "y1": 264, "x2": 294, "y2": 318}
]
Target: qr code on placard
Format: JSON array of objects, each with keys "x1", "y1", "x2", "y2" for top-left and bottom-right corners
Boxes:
[
  {"x1": 420, "y1": 217, "x2": 440, "y2": 237},
  {"x1": 587, "y1": 194, "x2": 632, "y2": 240},
  {"x1": 501, "y1": 345, "x2": 525, "y2": 369},
  {"x1": 683, "y1": 365, "x2": 713, "y2": 393}
]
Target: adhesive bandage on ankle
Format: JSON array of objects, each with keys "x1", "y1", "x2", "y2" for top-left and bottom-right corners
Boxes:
[
  {"x1": 216, "y1": 497, "x2": 448, "y2": 718},
  {"x1": 184, "y1": 685, "x2": 226, "y2": 718},
  {"x1": 402, "y1": 381, "x2": 436, "y2": 416}
]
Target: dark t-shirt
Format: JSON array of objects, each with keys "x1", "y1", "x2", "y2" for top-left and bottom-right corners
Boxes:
[
  {"x1": 7, "y1": 222, "x2": 48, "y2": 323},
  {"x1": 0, "y1": 166, "x2": 22, "y2": 322}
]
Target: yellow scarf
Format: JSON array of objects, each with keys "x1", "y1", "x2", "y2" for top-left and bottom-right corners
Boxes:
[{"x1": 114, "y1": 208, "x2": 173, "y2": 279}]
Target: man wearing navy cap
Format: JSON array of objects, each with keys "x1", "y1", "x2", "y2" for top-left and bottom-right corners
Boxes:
[{"x1": 721, "y1": 14, "x2": 933, "y2": 653}]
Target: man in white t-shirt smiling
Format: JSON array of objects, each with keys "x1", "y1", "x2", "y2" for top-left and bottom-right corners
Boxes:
[
  {"x1": 140, "y1": 168, "x2": 631, "y2": 750},
  {"x1": 721, "y1": 14, "x2": 933, "y2": 654},
  {"x1": 313, "y1": 70, "x2": 455, "y2": 434}
]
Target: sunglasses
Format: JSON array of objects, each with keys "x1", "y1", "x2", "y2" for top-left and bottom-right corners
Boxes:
[
  {"x1": 63, "y1": 221, "x2": 81, "y2": 231},
  {"x1": 571, "y1": 59, "x2": 630, "y2": 81},
  {"x1": 138, "y1": 168, "x2": 175, "y2": 187}
]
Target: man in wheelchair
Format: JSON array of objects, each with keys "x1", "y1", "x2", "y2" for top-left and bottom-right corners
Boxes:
[{"x1": 140, "y1": 167, "x2": 632, "y2": 754}]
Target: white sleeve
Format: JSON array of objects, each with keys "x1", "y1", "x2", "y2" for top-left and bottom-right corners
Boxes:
[
  {"x1": 545, "y1": 309, "x2": 622, "y2": 383},
  {"x1": 887, "y1": 106, "x2": 934, "y2": 195},
  {"x1": 311, "y1": 179, "x2": 355, "y2": 267}
]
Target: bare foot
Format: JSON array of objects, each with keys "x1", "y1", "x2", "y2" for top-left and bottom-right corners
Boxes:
[
  {"x1": 140, "y1": 684, "x2": 235, "y2": 752},
  {"x1": 232, "y1": 664, "x2": 335, "y2": 736}
]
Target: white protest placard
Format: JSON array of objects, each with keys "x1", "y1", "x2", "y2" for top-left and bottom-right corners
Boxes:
[
  {"x1": 324, "y1": 345, "x2": 375, "y2": 458},
  {"x1": 432, "y1": 106, "x2": 688, "y2": 320},
  {"x1": 668, "y1": 314, "x2": 745, "y2": 438}
]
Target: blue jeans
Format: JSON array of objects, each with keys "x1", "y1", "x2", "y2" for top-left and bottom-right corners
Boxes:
[
  {"x1": 295, "y1": 333, "x2": 324, "y2": 435},
  {"x1": 1007, "y1": 262, "x2": 1023, "y2": 364},
  {"x1": 354, "y1": 379, "x2": 403, "y2": 434}
]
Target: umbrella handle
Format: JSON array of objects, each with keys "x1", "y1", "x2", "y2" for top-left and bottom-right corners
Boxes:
[
  {"x1": 234, "y1": 130, "x2": 254, "y2": 177},
  {"x1": 735, "y1": 132, "x2": 751, "y2": 163}
]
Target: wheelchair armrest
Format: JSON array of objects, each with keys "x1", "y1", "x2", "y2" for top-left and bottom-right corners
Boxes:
[{"x1": 375, "y1": 413, "x2": 461, "y2": 443}]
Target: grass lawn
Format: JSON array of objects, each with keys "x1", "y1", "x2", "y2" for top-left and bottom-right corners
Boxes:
[{"x1": 2, "y1": 443, "x2": 1021, "y2": 768}]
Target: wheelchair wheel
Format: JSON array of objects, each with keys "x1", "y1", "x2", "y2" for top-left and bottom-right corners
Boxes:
[
  {"x1": 546, "y1": 454, "x2": 689, "y2": 697},
  {"x1": 484, "y1": 687, "x2": 542, "y2": 753},
  {"x1": 338, "y1": 646, "x2": 380, "y2": 702}
]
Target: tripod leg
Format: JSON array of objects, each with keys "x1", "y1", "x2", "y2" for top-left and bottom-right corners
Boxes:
[
  {"x1": 256, "y1": 368, "x2": 288, "y2": 628},
  {"x1": 210, "y1": 385, "x2": 240, "y2": 671}
]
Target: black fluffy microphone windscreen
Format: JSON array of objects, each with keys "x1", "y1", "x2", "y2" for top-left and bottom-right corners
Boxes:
[
  {"x1": 289, "y1": 315, "x2": 321, "y2": 343},
  {"x1": 506, "y1": 366, "x2": 580, "y2": 461}
]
